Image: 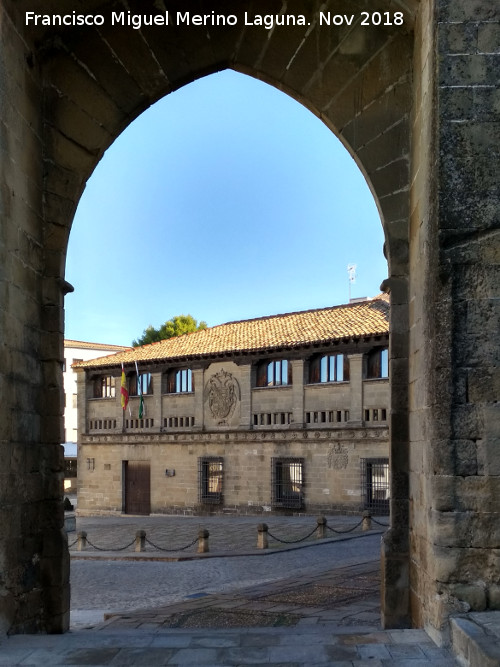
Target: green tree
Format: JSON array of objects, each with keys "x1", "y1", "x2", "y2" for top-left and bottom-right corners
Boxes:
[{"x1": 132, "y1": 314, "x2": 207, "y2": 347}]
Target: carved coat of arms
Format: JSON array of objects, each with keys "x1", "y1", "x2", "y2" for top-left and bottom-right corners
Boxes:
[
  {"x1": 205, "y1": 369, "x2": 240, "y2": 423},
  {"x1": 328, "y1": 442, "x2": 349, "y2": 470}
]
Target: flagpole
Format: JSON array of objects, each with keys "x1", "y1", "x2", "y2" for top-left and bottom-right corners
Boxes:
[
  {"x1": 135, "y1": 360, "x2": 144, "y2": 421},
  {"x1": 120, "y1": 363, "x2": 129, "y2": 432}
]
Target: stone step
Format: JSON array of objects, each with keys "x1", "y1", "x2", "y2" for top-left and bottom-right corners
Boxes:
[{"x1": 451, "y1": 613, "x2": 500, "y2": 667}]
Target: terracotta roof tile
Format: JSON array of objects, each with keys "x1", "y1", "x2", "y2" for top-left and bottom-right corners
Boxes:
[
  {"x1": 75, "y1": 295, "x2": 389, "y2": 370},
  {"x1": 64, "y1": 339, "x2": 130, "y2": 351}
]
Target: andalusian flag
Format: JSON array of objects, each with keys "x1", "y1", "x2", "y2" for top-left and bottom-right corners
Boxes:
[
  {"x1": 120, "y1": 363, "x2": 129, "y2": 410},
  {"x1": 135, "y1": 361, "x2": 144, "y2": 419}
]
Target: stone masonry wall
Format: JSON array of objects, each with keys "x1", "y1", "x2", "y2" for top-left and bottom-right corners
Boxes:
[
  {"x1": 0, "y1": 0, "x2": 422, "y2": 631},
  {"x1": 0, "y1": 7, "x2": 69, "y2": 634},
  {"x1": 407, "y1": 0, "x2": 500, "y2": 643},
  {"x1": 77, "y1": 430, "x2": 389, "y2": 515}
]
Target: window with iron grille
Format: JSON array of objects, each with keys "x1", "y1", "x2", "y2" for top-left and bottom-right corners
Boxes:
[
  {"x1": 64, "y1": 458, "x2": 77, "y2": 478},
  {"x1": 198, "y1": 457, "x2": 223, "y2": 504},
  {"x1": 271, "y1": 458, "x2": 304, "y2": 509},
  {"x1": 361, "y1": 458, "x2": 389, "y2": 515}
]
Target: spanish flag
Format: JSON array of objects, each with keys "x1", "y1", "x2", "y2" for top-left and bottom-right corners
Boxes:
[{"x1": 120, "y1": 363, "x2": 129, "y2": 410}]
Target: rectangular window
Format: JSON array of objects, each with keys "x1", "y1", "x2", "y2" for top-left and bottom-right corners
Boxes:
[
  {"x1": 311, "y1": 354, "x2": 349, "y2": 383},
  {"x1": 93, "y1": 375, "x2": 116, "y2": 398},
  {"x1": 198, "y1": 457, "x2": 223, "y2": 504},
  {"x1": 165, "y1": 368, "x2": 193, "y2": 393},
  {"x1": 367, "y1": 348, "x2": 389, "y2": 379},
  {"x1": 381, "y1": 348, "x2": 389, "y2": 378},
  {"x1": 176, "y1": 369, "x2": 192, "y2": 393},
  {"x1": 129, "y1": 372, "x2": 153, "y2": 396},
  {"x1": 257, "y1": 359, "x2": 291, "y2": 387},
  {"x1": 271, "y1": 458, "x2": 304, "y2": 509}
]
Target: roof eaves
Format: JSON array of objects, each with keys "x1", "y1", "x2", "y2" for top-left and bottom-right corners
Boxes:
[{"x1": 79, "y1": 331, "x2": 389, "y2": 371}]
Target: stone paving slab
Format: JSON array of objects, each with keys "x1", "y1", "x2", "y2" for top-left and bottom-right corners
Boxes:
[
  {"x1": 0, "y1": 626, "x2": 459, "y2": 665},
  {"x1": 0, "y1": 514, "x2": 463, "y2": 665}
]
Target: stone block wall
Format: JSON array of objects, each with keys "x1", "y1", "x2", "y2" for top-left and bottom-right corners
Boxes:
[
  {"x1": 0, "y1": 7, "x2": 69, "y2": 634},
  {"x1": 404, "y1": 0, "x2": 500, "y2": 643},
  {"x1": 77, "y1": 429, "x2": 389, "y2": 515},
  {"x1": 5, "y1": 0, "x2": 498, "y2": 638}
]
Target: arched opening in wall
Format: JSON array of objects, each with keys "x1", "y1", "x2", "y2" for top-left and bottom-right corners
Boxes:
[
  {"x1": 66, "y1": 69, "x2": 390, "y2": 627},
  {"x1": 65, "y1": 70, "x2": 387, "y2": 346}
]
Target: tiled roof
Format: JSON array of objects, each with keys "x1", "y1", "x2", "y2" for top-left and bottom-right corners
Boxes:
[
  {"x1": 75, "y1": 295, "x2": 389, "y2": 370},
  {"x1": 64, "y1": 339, "x2": 130, "y2": 351}
]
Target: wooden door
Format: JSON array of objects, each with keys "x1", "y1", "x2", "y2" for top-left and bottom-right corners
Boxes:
[{"x1": 124, "y1": 461, "x2": 151, "y2": 515}]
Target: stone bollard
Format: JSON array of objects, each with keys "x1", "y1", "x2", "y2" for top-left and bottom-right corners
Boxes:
[
  {"x1": 316, "y1": 516, "x2": 327, "y2": 539},
  {"x1": 197, "y1": 529, "x2": 209, "y2": 553},
  {"x1": 257, "y1": 523, "x2": 269, "y2": 549},
  {"x1": 77, "y1": 531, "x2": 87, "y2": 551},
  {"x1": 135, "y1": 530, "x2": 146, "y2": 552},
  {"x1": 362, "y1": 510, "x2": 372, "y2": 531}
]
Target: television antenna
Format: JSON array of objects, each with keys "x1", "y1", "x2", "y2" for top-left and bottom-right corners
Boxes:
[{"x1": 347, "y1": 264, "x2": 357, "y2": 301}]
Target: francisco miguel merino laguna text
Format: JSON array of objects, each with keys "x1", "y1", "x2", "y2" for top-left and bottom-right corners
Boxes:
[
  {"x1": 25, "y1": 11, "x2": 306, "y2": 29},
  {"x1": 25, "y1": 10, "x2": 405, "y2": 29}
]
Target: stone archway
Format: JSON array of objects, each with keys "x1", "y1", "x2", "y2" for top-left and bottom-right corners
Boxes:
[{"x1": 1, "y1": 0, "x2": 498, "y2": 643}]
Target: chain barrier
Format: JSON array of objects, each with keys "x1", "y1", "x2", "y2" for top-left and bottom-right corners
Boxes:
[
  {"x1": 267, "y1": 525, "x2": 318, "y2": 544},
  {"x1": 83, "y1": 537, "x2": 137, "y2": 552},
  {"x1": 371, "y1": 517, "x2": 390, "y2": 527},
  {"x1": 68, "y1": 515, "x2": 389, "y2": 552},
  {"x1": 144, "y1": 536, "x2": 199, "y2": 552},
  {"x1": 325, "y1": 518, "x2": 364, "y2": 534}
]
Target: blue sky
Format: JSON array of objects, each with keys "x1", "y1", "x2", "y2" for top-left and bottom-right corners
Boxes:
[{"x1": 65, "y1": 70, "x2": 386, "y2": 347}]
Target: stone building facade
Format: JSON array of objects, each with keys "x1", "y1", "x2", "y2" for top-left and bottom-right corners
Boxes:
[
  {"x1": 76, "y1": 297, "x2": 390, "y2": 516},
  {"x1": 63, "y1": 340, "x2": 129, "y2": 493},
  {"x1": 63, "y1": 340, "x2": 130, "y2": 445}
]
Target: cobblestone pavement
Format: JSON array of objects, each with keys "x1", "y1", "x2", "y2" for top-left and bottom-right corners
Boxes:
[
  {"x1": 70, "y1": 532, "x2": 384, "y2": 627},
  {"x1": 69, "y1": 514, "x2": 387, "y2": 628}
]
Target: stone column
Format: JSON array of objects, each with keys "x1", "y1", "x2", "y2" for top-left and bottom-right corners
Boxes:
[
  {"x1": 291, "y1": 360, "x2": 305, "y2": 427},
  {"x1": 406, "y1": 0, "x2": 500, "y2": 642},
  {"x1": 238, "y1": 364, "x2": 252, "y2": 428},
  {"x1": 150, "y1": 371, "x2": 162, "y2": 427},
  {"x1": 348, "y1": 354, "x2": 364, "y2": 424},
  {"x1": 193, "y1": 368, "x2": 204, "y2": 430},
  {"x1": 76, "y1": 369, "x2": 87, "y2": 437},
  {"x1": 0, "y1": 7, "x2": 69, "y2": 634}
]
